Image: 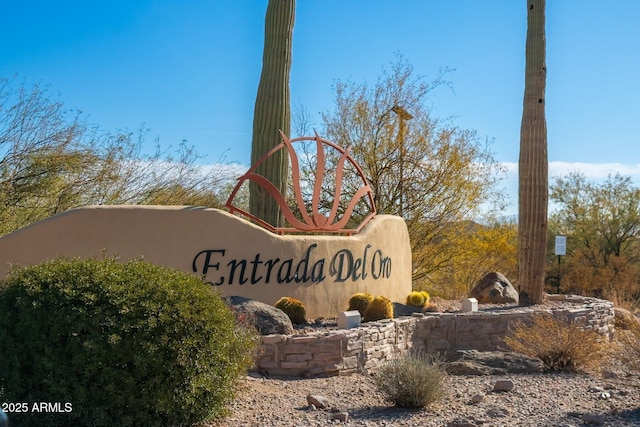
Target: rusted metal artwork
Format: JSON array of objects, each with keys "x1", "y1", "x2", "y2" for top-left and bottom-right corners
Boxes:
[{"x1": 226, "y1": 131, "x2": 377, "y2": 235}]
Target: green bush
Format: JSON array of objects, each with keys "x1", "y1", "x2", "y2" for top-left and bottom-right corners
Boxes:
[
  {"x1": 348, "y1": 292, "x2": 374, "y2": 316},
  {"x1": 374, "y1": 351, "x2": 447, "y2": 408},
  {"x1": 406, "y1": 291, "x2": 430, "y2": 307},
  {"x1": 363, "y1": 296, "x2": 394, "y2": 322},
  {"x1": 275, "y1": 296, "x2": 307, "y2": 324},
  {"x1": 0, "y1": 257, "x2": 257, "y2": 427}
]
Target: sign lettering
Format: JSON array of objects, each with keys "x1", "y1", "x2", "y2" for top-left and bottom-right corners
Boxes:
[{"x1": 192, "y1": 243, "x2": 391, "y2": 286}]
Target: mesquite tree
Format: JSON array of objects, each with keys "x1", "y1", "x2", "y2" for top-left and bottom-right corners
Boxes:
[
  {"x1": 549, "y1": 173, "x2": 640, "y2": 299},
  {"x1": 518, "y1": 0, "x2": 548, "y2": 305},
  {"x1": 249, "y1": 0, "x2": 295, "y2": 227}
]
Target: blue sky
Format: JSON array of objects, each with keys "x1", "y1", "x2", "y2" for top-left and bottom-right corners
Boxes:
[{"x1": 3, "y1": 1, "x2": 640, "y2": 214}]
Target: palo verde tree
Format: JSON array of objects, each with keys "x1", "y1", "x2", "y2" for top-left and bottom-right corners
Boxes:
[
  {"x1": 318, "y1": 57, "x2": 507, "y2": 290},
  {"x1": 435, "y1": 219, "x2": 518, "y2": 298},
  {"x1": 548, "y1": 172, "x2": 640, "y2": 300},
  {"x1": 518, "y1": 0, "x2": 548, "y2": 305},
  {"x1": 0, "y1": 77, "x2": 229, "y2": 237},
  {"x1": 249, "y1": 0, "x2": 295, "y2": 228}
]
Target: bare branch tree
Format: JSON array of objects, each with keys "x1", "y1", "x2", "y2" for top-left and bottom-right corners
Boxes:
[{"x1": 0, "y1": 77, "x2": 231, "y2": 236}]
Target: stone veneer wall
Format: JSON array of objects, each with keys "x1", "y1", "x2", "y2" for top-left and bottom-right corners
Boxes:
[{"x1": 254, "y1": 296, "x2": 615, "y2": 377}]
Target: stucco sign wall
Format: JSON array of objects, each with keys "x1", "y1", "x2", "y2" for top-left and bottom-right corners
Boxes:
[{"x1": 0, "y1": 206, "x2": 411, "y2": 318}]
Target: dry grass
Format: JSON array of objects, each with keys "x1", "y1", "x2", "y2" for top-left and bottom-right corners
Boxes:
[
  {"x1": 503, "y1": 313, "x2": 611, "y2": 373},
  {"x1": 615, "y1": 321, "x2": 640, "y2": 371},
  {"x1": 604, "y1": 289, "x2": 640, "y2": 314}
]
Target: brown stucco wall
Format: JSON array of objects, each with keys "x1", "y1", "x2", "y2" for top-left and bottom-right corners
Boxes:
[{"x1": 0, "y1": 206, "x2": 412, "y2": 318}]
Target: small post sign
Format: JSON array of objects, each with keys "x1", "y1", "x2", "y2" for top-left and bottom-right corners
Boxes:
[
  {"x1": 554, "y1": 235, "x2": 566, "y2": 293},
  {"x1": 555, "y1": 235, "x2": 566, "y2": 256}
]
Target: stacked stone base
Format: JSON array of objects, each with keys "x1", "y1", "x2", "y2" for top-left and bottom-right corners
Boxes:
[{"x1": 255, "y1": 295, "x2": 615, "y2": 377}]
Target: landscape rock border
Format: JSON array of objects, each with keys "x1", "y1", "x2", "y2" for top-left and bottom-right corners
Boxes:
[{"x1": 254, "y1": 295, "x2": 615, "y2": 378}]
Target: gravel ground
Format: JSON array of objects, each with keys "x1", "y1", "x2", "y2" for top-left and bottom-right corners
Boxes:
[
  {"x1": 210, "y1": 298, "x2": 640, "y2": 426},
  {"x1": 210, "y1": 367, "x2": 640, "y2": 426}
]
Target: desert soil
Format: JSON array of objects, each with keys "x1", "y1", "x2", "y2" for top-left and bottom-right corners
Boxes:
[
  {"x1": 210, "y1": 299, "x2": 640, "y2": 426},
  {"x1": 210, "y1": 366, "x2": 640, "y2": 426}
]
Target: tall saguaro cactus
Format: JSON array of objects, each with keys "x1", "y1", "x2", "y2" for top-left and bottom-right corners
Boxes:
[
  {"x1": 249, "y1": 0, "x2": 295, "y2": 228},
  {"x1": 518, "y1": 0, "x2": 548, "y2": 305}
]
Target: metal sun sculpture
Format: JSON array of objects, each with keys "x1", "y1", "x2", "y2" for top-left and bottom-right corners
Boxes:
[{"x1": 226, "y1": 131, "x2": 377, "y2": 235}]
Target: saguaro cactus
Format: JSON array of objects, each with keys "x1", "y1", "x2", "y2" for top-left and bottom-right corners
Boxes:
[
  {"x1": 518, "y1": 0, "x2": 548, "y2": 305},
  {"x1": 249, "y1": 0, "x2": 295, "y2": 228}
]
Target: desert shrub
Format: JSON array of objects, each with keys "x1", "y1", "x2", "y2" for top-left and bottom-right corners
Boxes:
[
  {"x1": 363, "y1": 296, "x2": 394, "y2": 322},
  {"x1": 374, "y1": 351, "x2": 447, "y2": 408},
  {"x1": 605, "y1": 289, "x2": 640, "y2": 316},
  {"x1": 406, "y1": 291, "x2": 430, "y2": 307},
  {"x1": 347, "y1": 292, "x2": 374, "y2": 316},
  {"x1": 614, "y1": 321, "x2": 640, "y2": 372},
  {"x1": 275, "y1": 296, "x2": 307, "y2": 324},
  {"x1": 0, "y1": 257, "x2": 257, "y2": 427},
  {"x1": 503, "y1": 314, "x2": 609, "y2": 373},
  {"x1": 613, "y1": 307, "x2": 640, "y2": 331}
]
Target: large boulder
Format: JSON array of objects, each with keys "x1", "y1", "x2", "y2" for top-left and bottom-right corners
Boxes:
[
  {"x1": 224, "y1": 295, "x2": 294, "y2": 335},
  {"x1": 445, "y1": 350, "x2": 545, "y2": 375},
  {"x1": 469, "y1": 272, "x2": 519, "y2": 304},
  {"x1": 392, "y1": 302, "x2": 424, "y2": 317}
]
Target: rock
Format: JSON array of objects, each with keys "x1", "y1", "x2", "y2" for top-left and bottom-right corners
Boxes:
[
  {"x1": 392, "y1": 302, "x2": 424, "y2": 317},
  {"x1": 223, "y1": 295, "x2": 294, "y2": 335},
  {"x1": 492, "y1": 379, "x2": 514, "y2": 392},
  {"x1": 469, "y1": 272, "x2": 519, "y2": 304},
  {"x1": 447, "y1": 422, "x2": 478, "y2": 427},
  {"x1": 445, "y1": 350, "x2": 545, "y2": 376},
  {"x1": 330, "y1": 412, "x2": 349, "y2": 422},
  {"x1": 581, "y1": 413, "x2": 606, "y2": 425},
  {"x1": 486, "y1": 406, "x2": 510, "y2": 417},
  {"x1": 446, "y1": 361, "x2": 491, "y2": 376},
  {"x1": 306, "y1": 394, "x2": 330, "y2": 409},
  {"x1": 471, "y1": 393, "x2": 484, "y2": 404},
  {"x1": 427, "y1": 297, "x2": 462, "y2": 312}
]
